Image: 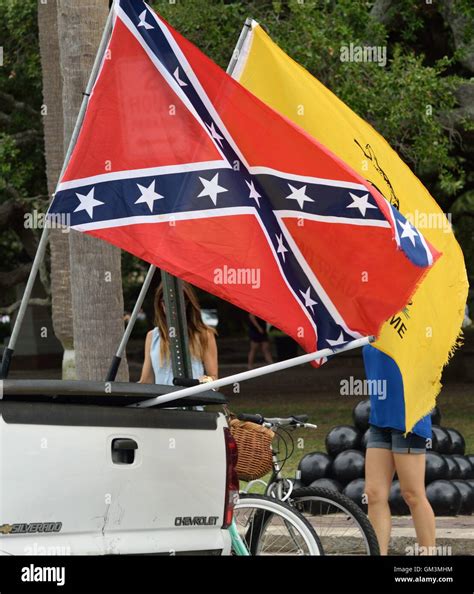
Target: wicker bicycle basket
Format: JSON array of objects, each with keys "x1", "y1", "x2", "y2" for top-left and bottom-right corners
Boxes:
[{"x1": 228, "y1": 417, "x2": 275, "y2": 482}]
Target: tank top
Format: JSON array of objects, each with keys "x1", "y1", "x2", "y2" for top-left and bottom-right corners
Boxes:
[{"x1": 150, "y1": 327, "x2": 204, "y2": 385}]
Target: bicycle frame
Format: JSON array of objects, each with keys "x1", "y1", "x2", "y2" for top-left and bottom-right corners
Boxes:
[
  {"x1": 265, "y1": 445, "x2": 295, "y2": 500},
  {"x1": 229, "y1": 519, "x2": 250, "y2": 556},
  {"x1": 244, "y1": 442, "x2": 295, "y2": 501}
]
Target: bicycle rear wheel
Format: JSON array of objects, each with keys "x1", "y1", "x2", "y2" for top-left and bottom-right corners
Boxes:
[
  {"x1": 233, "y1": 494, "x2": 323, "y2": 555},
  {"x1": 291, "y1": 487, "x2": 380, "y2": 555}
]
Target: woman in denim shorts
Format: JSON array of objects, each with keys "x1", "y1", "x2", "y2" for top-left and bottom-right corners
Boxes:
[{"x1": 363, "y1": 345, "x2": 435, "y2": 555}]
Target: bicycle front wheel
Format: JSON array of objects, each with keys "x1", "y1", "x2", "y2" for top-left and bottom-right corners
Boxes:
[
  {"x1": 233, "y1": 494, "x2": 323, "y2": 555},
  {"x1": 291, "y1": 487, "x2": 380, "y2": 555}
]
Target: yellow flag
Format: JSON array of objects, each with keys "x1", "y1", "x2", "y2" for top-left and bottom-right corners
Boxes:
[{"x1": 235, "y1": 22, "x2": 468, "y2": 432}]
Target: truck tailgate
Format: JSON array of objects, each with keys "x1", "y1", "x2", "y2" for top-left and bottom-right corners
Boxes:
[{"x1": 0, "y1": 401, "x2": 230, "y2": 555}]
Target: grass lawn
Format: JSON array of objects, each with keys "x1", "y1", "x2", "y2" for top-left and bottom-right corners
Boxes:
[{"x1": 228, "y1": 381, "x2": 474, "y2": 483}]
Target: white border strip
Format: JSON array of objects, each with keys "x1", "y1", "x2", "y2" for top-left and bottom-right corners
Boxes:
[
  {"x1": 147, "y1": 5, "x2": 253, "y2": 171},
  {"x1": 116, "y1": 4, "x2": 229, "y2": 165},
  {"x1": 252, "y1": 210, "x2": 319, "y2": 345},
  {"x1": 249, "y1": 166, "x2": 368, "y2": 192},
  {"x1": 275, "y1": 213, "x2": 362, "y2": 340},
  {"x1": 417, "y1": 230, "x2": 434, "y2": 266},
  {"x1": 384, "y1": 198, "x2": 401, "y2": 245},
  {"x1": 70, "y1": 205, "x2": 390, "y2": 232},
  {"x1": 71, "y1": 206, "x2": 256, "y2": 231},
  {"x1": 57, "y1": 160, "x2": 229, "y2": 192},
  {"x1": 278, "y1": 210, "x2": 390, "y2": 228}
]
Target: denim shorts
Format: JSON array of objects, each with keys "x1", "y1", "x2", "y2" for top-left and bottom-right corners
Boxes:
[{"x1": 367, "y1": 424, "x2": 426, "y2": 454}]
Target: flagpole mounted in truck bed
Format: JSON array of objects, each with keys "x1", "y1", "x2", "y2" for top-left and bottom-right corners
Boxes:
[{"x1": 130, "y1": 335, "x2": 375, "y2": 408}]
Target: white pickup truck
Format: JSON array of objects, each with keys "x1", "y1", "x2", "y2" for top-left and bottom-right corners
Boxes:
[{"x1": 0, "y1": 380, "x2": 236, "y2": 555}]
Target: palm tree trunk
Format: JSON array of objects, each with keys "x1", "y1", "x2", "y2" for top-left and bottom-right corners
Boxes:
[
  {"x1": 38, "y1": 0, "x2": 75, "y2": 378},
  {"x1": 57, "y1": 0, "x2": 129, "y2": 381}
]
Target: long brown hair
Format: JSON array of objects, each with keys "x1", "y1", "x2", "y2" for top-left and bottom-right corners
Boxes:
[{"x1": 153, "y1": 281, "x2": 216, "y2": 364}]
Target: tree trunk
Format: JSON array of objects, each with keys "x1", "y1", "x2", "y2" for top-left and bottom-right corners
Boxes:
[
  {"x1": 439, "y1": 0, "x2": 474, "y2": 74},
  {"x1": 57, "y1": 0, "x2": 129, "y2": 381},
  {"x1": 37, "y1": 0, "x2": 76, "y2": 378}
]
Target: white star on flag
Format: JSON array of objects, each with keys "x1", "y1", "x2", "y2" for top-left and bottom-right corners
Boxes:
[
  {"x1": 326, "y1": 331, "x2": 347, "y2": 347},
  {"x1": 246, "y1": 179, "x2": 261, "y2": 207},
  {"x1": 275, "y1": 234, "x2": 288, "y2": 262},
  {"x1": 135, "y1": 180, "x2": 164, "y2": 212},
  {"x1": 173, "y1": 67, "x2": 187, "y2": 87},
  {"x1": 285, "y1": 183, "x2": 314, "y2": 210},
  {"x1": 398, "y1": 219, "x2": 418, "y2": 246},
  {"x1": 300, "y1": 286, "x2": 317, "y2": 313},
  {"x1": 198, "y1": 173, "x2": 228, "y2": 206},
  {"x1": 347, "y1": 192, "x2": 377, "y2": 217},
  {"x1": 205, "y1": 122, "x2": 224, "y2": 147},
  {"x1": 138, "y1": 9, "x2": 154, "y2": 30},
  {"x1": 74, "y1": 187, "x2": 104, "y2": 219}
]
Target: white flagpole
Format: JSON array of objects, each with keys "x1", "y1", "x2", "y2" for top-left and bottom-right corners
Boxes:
[
  {"x1": 227, "y1": 17, "x2": 253, "y2": 77},
  {"x1": 131, "y1": 335, "x2": 374, "y2": 408},
  {"x1": 0, "y1": 4, "x2": 116, "y2": 379},
  {"x1": 106, "y1": 264, "x2": 156, "y2": 381}
]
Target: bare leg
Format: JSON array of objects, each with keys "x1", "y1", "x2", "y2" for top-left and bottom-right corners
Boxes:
[
  {"x1": 365, "y1": 448, "x2": 395, "y2": 555},
  {"x1": 394, "y1": 453, "x2": 436, "y2": 552},
  {"x1": 261, "y1": 341, "x2": 273, "y2": 364},
  {"x1": 247, "y1": 342, "x2": 258, "y2": 370}
]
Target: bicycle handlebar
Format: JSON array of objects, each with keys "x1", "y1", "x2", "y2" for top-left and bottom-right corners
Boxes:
[
  {"x1": 237, "y1": 413, "x2": 264, "y2": 424},
  {"x1": 237, "y1": 412, "x2": 317, "y2": 430}
]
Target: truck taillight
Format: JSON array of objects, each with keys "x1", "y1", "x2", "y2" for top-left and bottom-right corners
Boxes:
[{"x1": 223, "y1": 427, "x2": 239, "y2": 529}]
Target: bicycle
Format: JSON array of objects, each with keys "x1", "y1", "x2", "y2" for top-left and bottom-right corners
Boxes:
[
  {"x1": 230, "y1": 494, "x2": 323, "y2": 555},
  {"x1": 170, "y1": 376, "x2": 324, "y2": 556},
  {"x1": 238, "y1": 412, "x2": 380, "y2": 555}
]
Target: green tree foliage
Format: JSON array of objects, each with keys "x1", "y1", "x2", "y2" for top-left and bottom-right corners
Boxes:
[
  {"x1": 0, "y1": 0, "x2": 46, "y2": 307},
  {"x1": 0, "y1": 0, "x2": 45, "y2": 200}
]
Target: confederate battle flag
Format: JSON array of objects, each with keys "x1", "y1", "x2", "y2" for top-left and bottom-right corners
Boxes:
[{"x1": 48, "y1": 0, "x2": 440, "y2": 360}]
